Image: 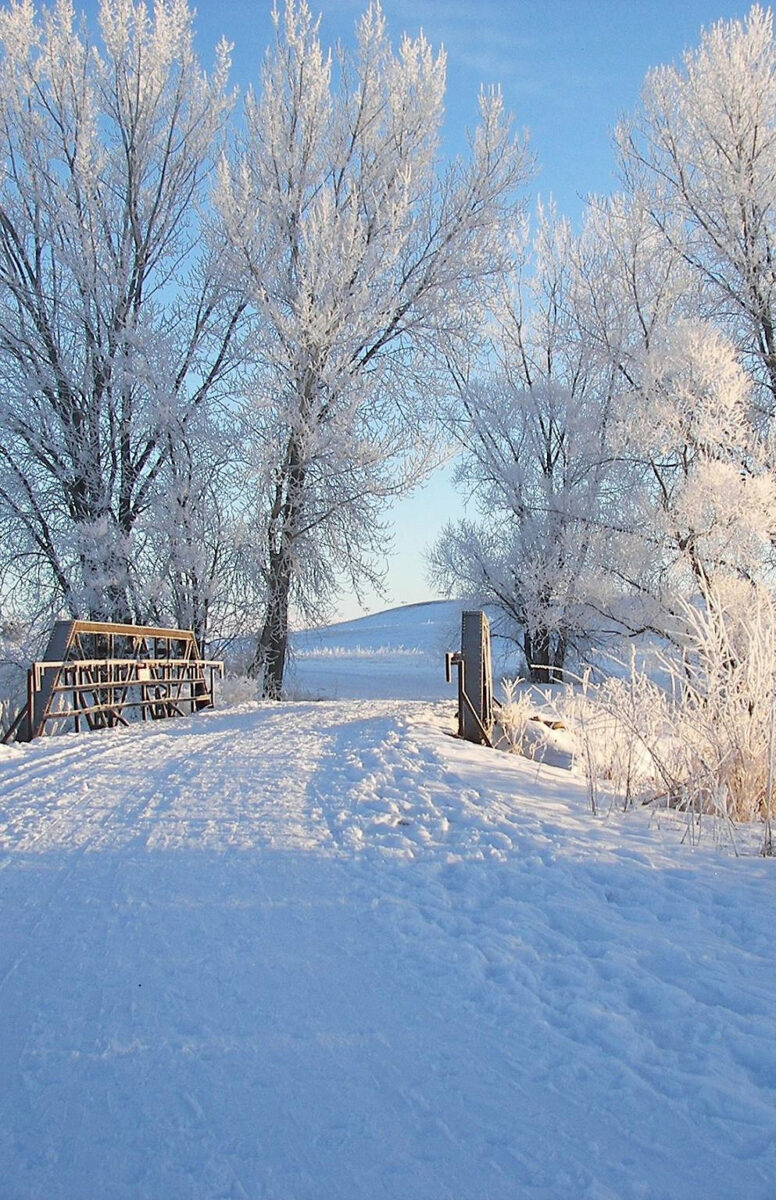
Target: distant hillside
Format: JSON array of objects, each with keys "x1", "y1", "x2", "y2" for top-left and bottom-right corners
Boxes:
[
  {"x1": 288, "y1": 600, "x2": 519, "y2": 701},
  {"x1": 288, "y1": 600, "x2": 465, "y2": 701}
]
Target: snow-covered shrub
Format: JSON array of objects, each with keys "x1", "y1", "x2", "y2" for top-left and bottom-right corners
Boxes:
[
  {"x1": 494, "y1": 677, "x2": 553, "y2": 760},
  {"x1": 563, "y1": 582, "x2": 776, "y2": 836},
  {"x1": 495, "y1": 678, "x2": 535, "y2": 754},
  {"x1": 668, "y1": 583, "x2": 776, "y2": 827},
  {"x1": 558, "y1": 666, "x2": 661, "y2": 814},
  {"x1": 216, "y1": 674, "x2": 258, "y2": 708}
]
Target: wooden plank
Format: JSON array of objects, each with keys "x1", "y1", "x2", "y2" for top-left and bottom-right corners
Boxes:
[
  {"x1": 64, "y1": 620, "x2": 199, "y2": 643},
  {"x1": 34, "y1": 658, "x2": 222, "y2": 671}
]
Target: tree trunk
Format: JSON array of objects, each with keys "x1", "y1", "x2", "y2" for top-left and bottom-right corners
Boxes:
[
  {"x1": 253, "y1": 551, "x2": 292, "y2": 699},
  {"x1": 552, "y1": 634, "x2": 567, "y2": 683},
  {"x1": 98, "y1": 582, "x2": 133, "y2": 625},
  {"x1": 250, "y1": 424, "x2": 309, "y2": 699},
  {"x1": 524, "y1": 625, "x2": 551, "y2": 684},
  {"x1": 524, "y1": 625, "x2": 565, "y2": 684}
]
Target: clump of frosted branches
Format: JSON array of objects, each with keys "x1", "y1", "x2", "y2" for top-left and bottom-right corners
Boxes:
[
  {"x1": 216, "y1": 674, "x2": 258, "y2": 709},
  {"x1": 495, "y1": 678, "x2": 535, "y2": 754},
  {"x1": 560, "y1": 666, "x2": 661, "y2": 816}
]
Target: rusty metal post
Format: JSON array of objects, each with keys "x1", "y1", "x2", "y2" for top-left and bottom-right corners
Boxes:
[{"x1": 446, "y1": 610, "x2": 494, "y2": 746}]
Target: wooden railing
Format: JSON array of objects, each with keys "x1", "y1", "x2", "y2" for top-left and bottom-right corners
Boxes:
[{"x1": 5, "y1": 621, "x2": 223, "y2": 743}]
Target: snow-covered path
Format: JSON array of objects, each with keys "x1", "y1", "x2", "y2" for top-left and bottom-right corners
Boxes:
[{"x1": 0, "y1": 700, "x2": 775, "y2": 1198}]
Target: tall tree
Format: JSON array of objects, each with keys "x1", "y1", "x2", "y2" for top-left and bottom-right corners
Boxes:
[
  {"x1": 568, "y1": 190, "x2": 695, "y2": 636},
  {"x1": 432, "y1": 207, "x2": 622, "y2": 681},
  {"x1": 586, "y1": 4, "x2": 776, "y2": 636},
  {"x1": 0, "y1": 0, "x2": 243, "y2": 627},
  {"x1": 217, "y1": 0, "x2": 529, "y2": 697},
  {"x1": 436, "y1": 6, "x2": 776, "y2": 683},
  {"x1": 570, "y1": 192, "x2": 776, "y2": 644}
]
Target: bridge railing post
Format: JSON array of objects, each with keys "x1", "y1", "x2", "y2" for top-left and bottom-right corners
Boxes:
[{"x1": 446, "y1": 610, "x2": 494, "y2": 746}]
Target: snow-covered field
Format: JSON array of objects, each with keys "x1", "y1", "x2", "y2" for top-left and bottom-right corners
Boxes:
[{"x1": 0, "y1": 604, "x2": 775, "y2": 1198}]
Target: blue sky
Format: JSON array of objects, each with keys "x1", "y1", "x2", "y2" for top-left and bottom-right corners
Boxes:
[
  {"x1": 198, "y1": 0, "x2": 754, "y2": 620},
  {"x1": 197, "y1": 0, "x2": 752, "y2": 224}
]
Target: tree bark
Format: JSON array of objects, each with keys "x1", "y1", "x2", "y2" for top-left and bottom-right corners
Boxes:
[{"x1": 254, "y1": 550, "x2": 292, "y2": 699}]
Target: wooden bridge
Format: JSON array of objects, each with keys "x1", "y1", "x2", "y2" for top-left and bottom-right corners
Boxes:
[{"x1": 4, "y1": 621, "x2": 223, "y2": 743}]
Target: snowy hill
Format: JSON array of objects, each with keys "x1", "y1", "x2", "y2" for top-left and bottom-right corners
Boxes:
[
  {"x1": 0, "y1": 616, "x2": 775, "y2": 1197},
  {"x1": 288, "y1": 598, "x2": 464, "y2": 700},
  {"x1": 289, "y1": 598, "x2": 516, "y2": 700}
]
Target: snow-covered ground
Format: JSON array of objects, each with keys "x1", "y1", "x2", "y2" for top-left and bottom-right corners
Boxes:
[{"x1": 0, "y1": 604, "x2": 775, "y2": 1198}]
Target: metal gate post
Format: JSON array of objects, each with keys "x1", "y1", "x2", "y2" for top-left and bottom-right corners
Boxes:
[{"x1": 445, "y1": 610, "x2": 494, "y2": 746}]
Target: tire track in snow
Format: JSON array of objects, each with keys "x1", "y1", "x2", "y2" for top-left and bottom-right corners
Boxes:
[
  {"x1": 0, "y1": 702, "x2": 342, "y2": 1004},
  {"x1": 0, "y1": 732, "x2": 223, "y2": 999},
  {"x1": 1, "y1": 698, "x2": 776, "y2": 1197},
  {"x1": 0, "y1": 703, "x2": 337, "y2": 858},
  {"x1": 0, "y1": 704, "x2": 338, "y2": 1199}
]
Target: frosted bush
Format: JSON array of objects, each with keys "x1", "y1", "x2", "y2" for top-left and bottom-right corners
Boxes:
[
  {"x1": 495, "y1": 678, "x2": 551, "y2": 759},
  {"x1": 216, "y1": 674, "x2": 258, "y2": 708},
  {"x1": 496, "y1": 678, "x2": 532, "y2": 753},
  {"x1": 666, "y1": 584, "x2": 776, "y2": 828},
  {"x1": 561, "y1": 582, "x2": 776, "y2": 841},
  {"x1": 558, "y1": 667, "x2": 662, "y2": 814}
]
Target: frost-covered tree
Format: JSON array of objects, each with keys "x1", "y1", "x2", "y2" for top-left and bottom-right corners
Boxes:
[
  {"x1": 431, "y1": 207, "x2": 622, "y2": 681},
  {"x1": 571, "y1": 193, "x2": 776, "y2": 642},
  {"x1": 612, "y1": 5, "x2": 776, "y2": 645},
  {"x1": 573, "y1": 33, "x2": 776, "y2": 635},
  {"x1": 436, "y1": 185, "x2": 776, "y2": 675},
  {"x1": 622, "y1": 320, "x2": 776, "y2": 605},
  {"x1": 566, "y1": 191, "x2": 693, "y2": 634},
  {"x1": 0, "y1": 0, "x2": 244, "y2": 627},
  {"x1": 618, "y1": 4, "x2": 776, "y2": 418},
  {"x1": 216, "y1": 0, "x2": 528, "y2": 697},
  {"x1": 559, "y1": 5, "x2": 776, "y2": 827}
]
